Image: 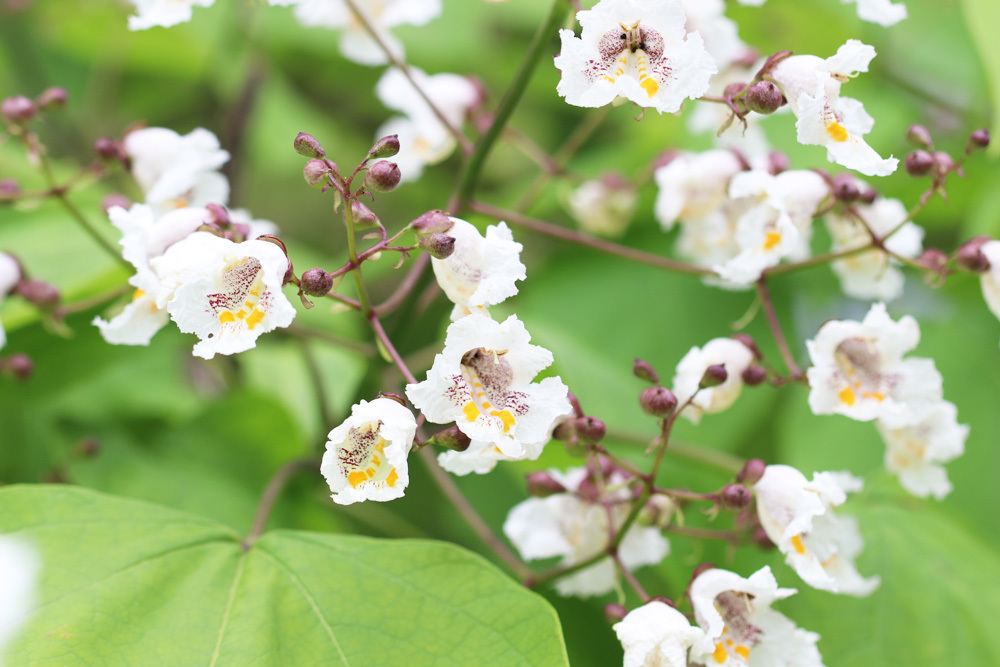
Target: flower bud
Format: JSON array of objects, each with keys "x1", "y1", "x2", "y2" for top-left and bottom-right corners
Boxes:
[
  {"x1": 93, "y1": 137, "x2": 123, "y2": 161},
  {"x1": 526, "y1": 471, "x2": 567, "y2": 497},
  {"x1": 303, "y1": 159, "x2": 332, "y2": 187},
  {"x1": 293, "y1": 132, "x2": 325, "y2": 158},
  {"x1": 970, "y1": 128, "x2": 991, "y2": 149},
  {"x1": 15, "y1": 279, "x2": 59, "y2": 308},
  {"x1": 741, "y1": 365, "x2": 767, "y2": 387},
  {"x1": 0, "y1": 179, "x2": 20, "y2": 200},
  {"x1": 767, "y1": 151, "x2": 789, "y2": 176},
  {"x1": 745, "y1": 81, "x2": 784, "y2": 115},
  {"x1": 752, "y1": 526, "x2": 775, "y2": 550},
  {"x1": 603, "y1": 603, "x2": 628, "y2": 624},
  {"x1": 428, "y1": 424, "x2": 471, "y2": 452},
  {"x1": 731, "y1": 333, "x2": 762, "y2": 360},
  {"x1": 36, "y1": 87, "x2": 68, "y2": 110},
  {"x1": 700, "y1": 364, "x2": 728, "y2": 389},
  {"x1": 639, "y1": 386, "x2": 677, "y2": 417},
  {"x1": 633, "y1": 357, "x2": 660, "y2": 384},
  {"x1": 1, "y1": 95, "x2": 35, "y2": 123},
  {"x1": 100, "y1": 193, "x2": 131, "y2": 213},
  {"x1": 368, "y1": 134, "x2": 400, "y2": 159},
  {"x1": 737, "y1": 458, "x2": 767, "y2": 485},
  {"x1": 719, "y1": 483, "x2": 752, "y2": 510},
  {"x1": 255, "y1": 235, "x2": 295, "y2": 284},
  {"x1": 419, "y1": 233, "x2": 455, "y2": 260},
  {"x1": 4, "y1": 354, "x2": 33, "y2": 380},
  {"x1": 351, "y1": 200, "x2": 379, "y2": 228},
  {"x1": 919, "y1": 248, "x2": 949, "y2": 274},
  {"x1": 956, "y1": 236, "x2": 991, "y2": 272},
  {"x1": 299, "y1": 268, "x2": 333, "y2": 296},
  {"x1": 205, "y1": 202, "x2": 230, "y2": 227},
  {"x1": 857, "y1": 186, "x2": 877, "y2": 205},
  {"x1": 575, "y1": 415, "x2": 606, "y2": 442},
  {"x1": 906, "y1": 124, "x2": 933, "y2": 148},
  {"x1": 933, "y1": 151, "x2": 955, "y2": 175},
  {"x1": 831, "y1": 173, "x2": 860, "y2": 202},
  {"x1": 411, "y1": 209, "x2": 454, "y2": 237},
  {"x1": 366, "y1": 160, "x2": 401, "y2": 192},
  {"x1": 904, "y1": 150, "x2": 934, "y2": 177}
]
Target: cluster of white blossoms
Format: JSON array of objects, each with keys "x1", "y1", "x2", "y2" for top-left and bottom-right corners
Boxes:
[
  {"x1": 738, "y1": 0, "x2": 908, "y2": 28},
  {"x1": 0, "y1": 253, "x2": 21, "y2": 351},
  {"x1": 806, "y1": 303, "x2": 967, "y2": 499},
  {"x1": 93, "y1": 127, "x2": 295, "y2": 359},
  {"x1": 0, "y1": 536, "x2": 39, "y2": 661}
]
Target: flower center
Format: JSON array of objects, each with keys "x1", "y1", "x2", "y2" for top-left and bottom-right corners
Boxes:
[
  {"x1": 834, "y1": 337, "x2": 887, "y2": 405},
  {"x1": 339, "y1": 421, "x2": 399, "y2": 489},
  {"x1": 711, "y1": 591, "x2": 761, "y2": 665},
  {"x1": 209, "y1": 257, "x2": 268, "y2": 330},
  {"x1": 459, "y1": 347, "x2": 519, "y2": 433},
  {"x1": 589, "y1": 22, "x2": 668, "y2": 97}
]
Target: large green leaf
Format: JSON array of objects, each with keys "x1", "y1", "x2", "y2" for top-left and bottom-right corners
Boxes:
[{"x1": 1, "y1": 485, "x2": 569, "y2": 666}]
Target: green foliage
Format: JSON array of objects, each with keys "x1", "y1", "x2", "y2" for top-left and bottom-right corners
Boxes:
[{"x1": 962, "y1": 0, "x2": 1000, "y2": 155}]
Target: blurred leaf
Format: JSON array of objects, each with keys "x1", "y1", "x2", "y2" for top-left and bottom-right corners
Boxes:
[{"x1": 962, "y1": 0, "x2": 1000, "y2": 154}]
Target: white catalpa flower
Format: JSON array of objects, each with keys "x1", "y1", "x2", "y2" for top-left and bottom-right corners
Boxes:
[
  {"x1": 375, "y1": 67, "x2": 478, "y2": 182},
  {"x1": 681, "y1": 0, "x2": 746, "y2": 70},
  {"x1": 654, "y1": 150, "x2": 745, "y2": 230},
  {"x1": 0, "y1": 536, "x2": 39, "y2": 659},
  {"x1": 977, "y1": 241, "x2": 1000, "y2": 328},
  {"x1": 730, "y1": 169, "x2": 831, "y2": 260},
  {"x1": 737, "y1": 0, "x2": 906, "y2": 27},
  {"x1": 772, "y1": 40, "x2": 897, "y2": 177},
  {"x1": 124, "y1": 127, "x2": 229, "y2": 212},
  {"x1": 150, "y1": 232, "x2": 296, "y2": 359},
  {"x1": 564, "y1": 175, "x2": 637, "y2": 237},
  {"x1": 127, "y1": 0, "x2": 213, "y2": 30},
  {"x1": 877, "y1": 401, "x2": 967, "y2": 500},
  {"x1": 0, "y1": 252, "x2": 21, "y2": 351},
  {"x1": 755, "y1": 464, "x2": 880, "y2": 596},
  {"x1": 555, "y1": 0, "x2": 717, "y2": 114},
  {"x1": 270, "y1": 0, "x2": 441, "y2": 66},
  {"x1": 320, "y1": 397, "x2": 417, "y2": 505},
  {"x1": 614, "y1": 601, "x2": 705, "y2": 667},
  {"x1": 504, "y1": 467, "x2": 669, "y2": 597},
  {"x1": 431, "y1": 218, "x2": 526, "y2": 320},
  {"x1": 672, "y1": 337, "x2": 755, "y2": 422},
  {"x1": 689, "y1": 566, "x2": 823, "y2": 667},
  {"x1": 406, "y1": 314, "x2": 572, "y2": 475},
  {"x1": 827, "y1": 197, "x2": 923, "y2": 302},
  {"x1": 806, "y1": 302, "x2": 942, "y2": 425},
  {"x1": 93, "y1": 205, "x2": 207, "y2": 346}
]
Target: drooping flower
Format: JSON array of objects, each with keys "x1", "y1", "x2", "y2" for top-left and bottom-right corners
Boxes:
[
  {"x1": 772, "y1": 40, "x2": 898, "y2": 177},
  {"x1": 0, "y1": 252, "x2": 21, "y2": 351},
  {"x1": 977, "y1": 240, "x2": 1000, "y2": 328},
  {"x1": 613, "y1": 601, "x2": 705, "y2": 667},
  {"x1": 320, "y1": 397, "x2": 417, "y2": 505},
  {"x1": 375, "y1": 67, "x2": 478, "y2": 182},
  {"x1": 124, "y1": 127, "x2": 229, "y2": 212},
  {"x1": 269, "y1": 0, "x2": 442, "y2": 66},
  {"x1": 564, "y1": 174, "x2": 637, "y2": 238},
  {"x1": 689, "y1": 566, "x2": 823, "y2": 667},
  {"x1": 754, "y1": 464, "x2": 880, "y2": 595},
  {"x1": 430, "y1": 218, "x2": 526, "y2": 320},
  {"x1": 806, "y1": 302, "x2": 942, "y2": 425},
  {"x1": 737, "y1": 0, "x2": 906, "y2": 27},
  {"x1": 406, "y1": 314, "x2": 572, "y2": 475},
  {"x1": 504, "y1": 466, "x2": 669, "y2": 596},
  {"x1": 827, "y1": 197, "x2": 924, "y2": 302},
  {"x1": 672, "y1": 337, "x2": 755, "y2": 422},
  {"x1": 0, "y1": 536, "x2": 39, "y2": 657},
  {"x1": 127, "y1": 0, "x2": 214, "y2": 30},
  {"x1": 876, "y1": 400, "x2": 967, "y2": 500},
  {"x1": 150, "y1": 231, "x2": 296, "y2": 359},
  {"x1": 654, "y1": 150, "x2": 745, "y2": 230},
  {"x1": 555, "y1": 0, "x2": 717, "y2": 114}
]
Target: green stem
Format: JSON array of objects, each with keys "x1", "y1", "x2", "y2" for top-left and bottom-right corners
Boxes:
[{"x1": 343, "y1": 198, "x2": 373, "y2": 313}]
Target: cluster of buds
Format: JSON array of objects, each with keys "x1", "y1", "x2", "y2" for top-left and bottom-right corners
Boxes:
[
  {"x1": 410, "y1": 209, "x2": 456, "y2": 260},
  {"x1": 1, "y1": 87, "x2": 67, "y2": 128},
  {"x1": 904, "y1": 124, "x2": 989, "y2": 180}
]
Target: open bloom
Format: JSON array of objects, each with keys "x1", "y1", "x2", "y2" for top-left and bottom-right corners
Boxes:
[
  {"x1": 375, "y1": 67, "x2": 478, "y2": 182},
  {"x1": 614, "y1": 601, "x2": 705, "y2": 667},
  {"x1": 654, "y1": 150, "x2": 745, "y2": 230},
  {"x1": 681, "y1": 0, "x2": 745, "y2": 71},
  {"x1": 320, "y1": 397, "x2": 417, "y2": 505},
  {"x1": 689, "y1": 566, "x2": 823, "y2": 667},
  {"x1": 755, "y1": 464, "x2": 879, "y2": 595},
  {"x1": 430, "y1": 218, "x2": 526, "y2": 320},
  {"x1": 827, "y1": 198, "x2": 923, "y2": 302},
  {"x1": 978, "y1": 240, "x2": 1000, "y2": 330},
  {"x1": 504, "y1": 467, "x2": 669, "y2": 597},
  {"x1": 772, "y1": 41, "x2": 897, "y2": 177},
  {"x1": 124, "y1": 127, "x2": 229, "y2": 212},
  {"x1": 127, "y1": 0, "x2": 213, "y2": 30},
  {"x1": 673, "y1": 337, "x2": 755, "y2": 422},
  {"x1": 877, "y1": 400, "x2": 967, "y2": 500},
  {"x1": 555, "y1": 0, "x2": 717, "y2": 114},
  {"x1": 151, "y1": 232, "x2": 295, "y2": 359},
  {"x1": 0, "y1": 252, "x2": 21, "y2": 351},
  {"x1": 806, "y1": 302, "x2": 942, "y2": 425},
  {"x1": 564, "y1": 174, "x2": 637, "y2": 237},
  {"x1": 0, "y1": 536, "x2": 39, "y2": 657},
  {"x1": 406, "y1": 314, "x2": 572, "y2": 475},
  {"x1": 737, "y1": 0, "x2": 906, "y2": 27},
  {"x1": 270, "y1": 0, "x2": 441, "y2": 66}
]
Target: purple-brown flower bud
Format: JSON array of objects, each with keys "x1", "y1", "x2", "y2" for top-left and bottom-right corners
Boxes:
[
  {"x1": 720, "y1": 483, "x2": 752, "y2": 509},
  {"x1": 904, "y1": 150, "x2": 933, "y2": 177},
  {"x1": 1, "y1": 95, "x2": 35, "y2": 123},
  {"x1": 745, "y1": 80, "x2": 784, "y2": 115},
  {"x1": 255, "y1": 235, "x2": 295, "y2": 285},
  {"x1": 293, "y1": 132, "x2": 325, "y2": 158},
  {"x1": 604, "y1": 603, "x2": 628, "y2": 624},
  {"x1": 831, "y1": 173, "x2": 860, "y2": 202},
  {"x1": 366, "y1": 160, "x2": 401, "y2": 192},
  {"x1": 970, "y1": 129, "x2": 991, "y2": 149},
  {"x1": 933, "y1": 151, "x2": 955, "y2": 175},
  {"x1": 93, "y1": 137, "x2": 124, "y2": 162},
  {"x1": 411, "y1": 210, "x2": 454, "y2": 237},
  {"x1": 368, "y1": 134, "x2": 400, "y2": 159},
  {"x1": 700, "y1": 364, "x2": 728, "y2": 388},
  {"x1": 737, "y1": 458, "x2": 767, "y2": 485},
  {"x1": 575, "y1": 415, "x2": 607, "y2": 442},
  {"x1": 956, "y1": 236, "x2": 992, "y2": 272},
  {"x1": 633, "y1": 357, "x2": 660, "y2": 384},
  {"x1": 0, "y1": 179, "x2": 20, "y2": 200},
  {"x1": 906, "y1": 124, "x2": 933, "y2": 148},
  {"x1": 299, "y1": 268, "x2": 333, "y2": 296},
  {"x1": 731, "y1": 333, "x2": 762, "y2": 360},
  {"x1": 741, "y1": 365, "x2": 767, "y2": 387},
  {"x1": 767, "y1": 151, "x2": 789, "y2": 175},
  {"x1": 101, "y1": 193, "x2": 131, "y2": 213},
  {"x1": 15, "y1": 279, "x2": 59, "y2": 308},
  {"x1": 640, "y1": 386, "x2": 677, "y2": 417},
  {"x1": 752, "y1": 526, "x2": 775, "y2": 550},
  {"x1": 857, "y1": 186, "x2": 878, "y2": 205},
  {"x1": 36, "y1": 87, "x2": 68, "y2": 110},
  {"x1": 351, "y1": 200, "x2": 379, "y2": 228},
  {"x1": 303, "y1": 159, "x2": 332, "y2": 187},
  {"x1": 428, "y1": 424, "x2": 471, "y2": 452},
  {"x1": 919, "y1": 248, "x2": 949, "y2": 274},
  {"x1": 419, "y1": 233, "x2": 455, "y2": 260},
  {"x1": 205, "y1": 203, "x2": 230, "y2": 227},
  {"x1": 4, "y1": 354, "x2": 34, "y2": 380},
  {"x1": 526, "y1": 471, "x2": 567, "y2": 497}
]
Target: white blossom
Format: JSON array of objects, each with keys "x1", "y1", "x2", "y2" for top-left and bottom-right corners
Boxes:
[
  {"x1": 877, "y1": 400, "x2": 967, "y2": 500},
  {"x1": 124, "y1": 127, "x2": 229, "y2": 212},
  {"x1": 755, "y1": 464, "x2": 880, "y2": 595},
  {"x1": 0, "y1": 252, "x2": 21, "y2": 351},
  {"x1": 406, "y1": 314, "x2": 572, "y2": 475},
  {"x1": 737, "y1": 0, "x2": 906, "y2": 27},
  {"x1": 127, "y1": 0, "x2": 213, "y2": 30},
  {"x1": 430, "y1": 218, "x2": 526, "y2": 320},
  {"x1": 654, "y1": 150, "x2": 745, "y2": 230},
  {"x1": 614, "y1": 601, "x2": 705, "y2": 667},
  {"x1": 320, "y1": 397, "x2": 417, "y2": 505},
  {"x1": 503, "y1": 467, "x2": 669, "y2": 596},
  {"x1": 681, "y1": 0, "x2": 746, "y2": 70},
  {"x1": 564, "y1": 175, "x2": 637, "y2": 237},
  {"x1": 806, "y1": 302, "x2": 942, "y2": 426},
  {"x1": 150, "y1": 231, "x2": 295, "y2": 359},
  {"x1": 730, "y1": 169, "x2": 830, "y2": 260},
  {"x1": 672, "y1": 337, "x2": 755, "y2": 422},
  {"x1": 0, "y1": 536, "x2": 39, "y2": 659},
  {"x1": 555, "y1": 0, "x2": 717, "y2": 114},
  {"x1": 689, "y1": 566, "x2": 823, "y2": 667},
  {"x1": 978, "y1": 240, "x2": 1000, "y2": 329},
  {"x1": 772, "y1": 41, "x2": 897, "y2": 177}
]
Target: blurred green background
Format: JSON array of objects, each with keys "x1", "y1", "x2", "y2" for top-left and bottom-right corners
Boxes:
[{"x1": 1, "y1": 0, "x2": 999, "y2": 664}]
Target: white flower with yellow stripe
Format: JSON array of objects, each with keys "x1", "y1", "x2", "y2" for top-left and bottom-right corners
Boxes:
[
  {"x1": 690, "y1": 566, "x2": 823, "y2": 667},
  {"x1": 406, "y1": 314, "x2": 572, "y2": 474},
  {"x1": 614, "y1": 601, "x2": 705, "y2": 667},
  {"x1": 772, "y1": 40, "x2": 897, "y2": 177},
  {"x1": 754, "y1": 465, "x2": 879, "y2": 596},
  {"x1": 124, "y1": 127, "x2": 230, "y2": 213},
  {"x1": 554, "y1": 0, "x2": 717, "y2": 114},
  {"x1": 320, "y1": 397, "x2": 417, "y2": 505},
  {"x1": 150, "y1": 231, "x2": 295, "y2": 359},
  {"x1": 877, "y1": 400, "x2": 967, "y2": 500},
  {"x1": 654, "y1": 150, "x2": 746, "y2": 230}
]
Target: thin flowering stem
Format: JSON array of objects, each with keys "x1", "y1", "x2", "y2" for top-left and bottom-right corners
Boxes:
[
  {"x1": 243, "y1": 457, "x2": 317, "y2": 550},
  {"x1": 756, "y1": 278, "x2": 803, "y2": 380},
  {"x1": 374, "y1": 253, "x2": 430, "y2": 316},
  {"x1": 664, "y1": 524, "x2": 745, "y2": 544},
  {"x1": 54, "y1": 284, "x2": 131, "y2": 317},
  {"x1": 612, "y1": 552, "x2": 650, "y2": 602},
  {"x1": 298, "y1": 339, "x2": 338, "y2": 435},
  {"x1": 342, "y1": 199, "x2": 374, "y2": 313},
  {"x1": 606, "y1": 428, "x2": 744, "y2": 475},
  {"x1": 284, "y1": 324, "x2": 375, "y2": 357},
  {"x1": 764, "y1": 243, "x2": 872, "y2": 276}
]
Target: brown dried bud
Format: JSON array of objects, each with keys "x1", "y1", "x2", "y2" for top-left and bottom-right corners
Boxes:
[
  {"x1": 526, "y1": 471, "x2": 567, "y2": 497},
  {"x1": 575, "y1": 415, "x2": 606, "y2": 442},
  {"x1": 293, "y1": 132, "x2": 325, "y2": 158},
  {"x1": 640, "y1": 386, "x2": 677, "y2": 417},
  {"x1": 633, "y1": 357, "x2": 660, "y2": 384},
  {"x1": 369, "y1": 134, "x2": 400, "y2": 159},
  {"x1": 299, "y1": 268, "x2": 333, "y2": 296},
  {"x1": 737, "y1": 458, "x2": 767, "y2": 485}
]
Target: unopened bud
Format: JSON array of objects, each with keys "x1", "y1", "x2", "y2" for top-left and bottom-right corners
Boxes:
[
  {"x1": 956, "y1": 236, "x2": 991, "y2": 272},
  {"x1": 731, "y1": 333, "x2": 762, "y2": 360},
  {"x1": 831, "y1": 173, "x2": 860, "y2": 202},
  {"x1": 575, "y1": 415, "x2": 606, "y2": 442},
  {"x1": 752, "y1": 526, "x2": 775, "y2": 550},
  {"x1": 0, "y1": 179, "x2": 20, "y2": 200},
  {"x1": 4, "y1": 354, "x2": 33, "y2": 380},
  {"x1": 745, "y1": 80, "x2": 784, "y2": 115},
  {"x1": 919, "y1": 248, "x2": 949, "y2": 273},
  {"x1": 857, "y1": 186, "x2": 877, "y2": 204},
  {"x1": 419, "y1": 233, "x2": 455, "y2": 260},
  {"x1": 93, "y1": 137, "x2": 123, "y2": 161},
  {"x1": 767, "y1": 151, "x2": 789, "y2": 175},
  {"x1": 906, "y1": 124, "x2": 933, "y2": 148},
  {"x1": 15, "y1": 279, "x2": 59, "y2": 308},
  {"x1": 933, "y1": 151, "x2": 955, "y2": 175},
  {"x1": 428, "y1": 424, "x2": 471, "y2": 452},
  {"x1": 970, "y1": 129, "x2": 991, "y2": 149},
  {"x1": 633, "y1": 357, "x2": 660, "y2": 384},
  {"x1": 700, "y1": 364, "x2": 728, "y2": 388},
  {"x1": 640, "y1": 386, "x2": 677, "y2": 417},
  {"x1": 205, "y1": 203, "x2": 230, "y2": 227},
  {"x1": 101, "y1": 193, "x2": 131, "y2": 212},
  {"x1": 604, "y1": 603, "x2": 628, "y2": 624},
  {"x1": 369, "y1": 134, "x2": 400, "y2": 159},
  {"x1": 366, "y1": 160, "x2": 401, "y2": 192},
  {"x1": 411, "y1": 210, "x2": 454, "y2": 236},
  {"x1": 303, "y1": 159, "x2": 332, "y2": 187},
  {"x1": 351, "y1": 200, "x2": 379, "y2": 228},
  {"x1": 299, "y1": 268, "x2": 333, "y2": 296},
  {"x1": 722, "y1": 82, "x2": 748, "y2": 112},
  {"x1": 904, "y1": 150, "x2": 934, "y2": 177},
  {"x1": 720, "y1": 484, "x2": 752, "y2": 509},
  {"x1": 741, "y1": 365, "x2": 767, "y2": 386},
  {"x1": 293, "y1": 131, "x2": 325, "y2": 158},
  {"x1": 526, "y1": 471, "x2": 567, "y2": 497},
  {"x1": 737, "y1": 458, "x2": 767, "y2": 485},
  {"x1": 36, "y1": 87, "x2": 68, "y2": 109},
  {"x1": 1, "y1": 95, "x2": 35, "y2": 123}
]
